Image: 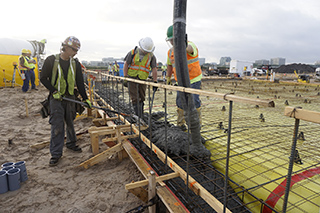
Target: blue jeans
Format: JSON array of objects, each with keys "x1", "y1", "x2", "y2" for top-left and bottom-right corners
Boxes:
[
  {"x1": 176, "y1": 81, "x2": 201, "y2": 109},
  {"x1": 22, "y1": 69, "x2": 36, "y2": 92}
]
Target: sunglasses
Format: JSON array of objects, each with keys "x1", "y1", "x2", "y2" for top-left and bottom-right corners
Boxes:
[{"x1": 69, "y1": 46, "x2": 78, "y2": 52}]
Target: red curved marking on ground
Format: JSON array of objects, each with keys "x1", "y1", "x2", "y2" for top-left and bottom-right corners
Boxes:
[{"x1": 263, "y1": 166, "x2": 320, "y2": 213}]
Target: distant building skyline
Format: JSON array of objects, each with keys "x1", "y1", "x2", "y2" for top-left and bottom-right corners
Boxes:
[{"x1": 82, "y1": 56, "x2": 289, "y2": 67}]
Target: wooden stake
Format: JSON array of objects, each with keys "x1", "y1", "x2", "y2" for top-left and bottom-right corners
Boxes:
[{"x1": 148, "y1": 170, "x2": 156, "y2": 213}]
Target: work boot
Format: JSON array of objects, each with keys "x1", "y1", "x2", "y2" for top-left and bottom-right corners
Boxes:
[
  {"x1": 196, "y1": 107, "x2": 202, "y2": 127},
  {"x1": 178, "y1": 124, "x2": 187, "y2": 131},
  {"x1": 139, "y1": 102, "x2": 144, "y2": 118},
  {"x1": 49, "y1": 157, "x2": 60, "y2": 167},
  {"x1": 133, "y1": 102, "x2": 144, "y2": 117},
  {"x1": 133, "y1": 104, "x2": 139, "y2": 116},
  {"x1": 66, "y1": 144, "x2": 82, "y2": 153},
  {"x1": 177, "y1": 107, "x2": 186, "y2": 129}
]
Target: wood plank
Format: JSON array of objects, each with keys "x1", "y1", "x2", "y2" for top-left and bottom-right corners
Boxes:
[
  {"x1": 92, "y1": 117, "x2": 119, "y2": 122},
  {"x1": 128, "y1": 187, "x2": 148, "y2": 203},
  {"x1": 30, "y1": 130, "x2": 87, "y2": 149},
  {"x1": 125, "y1": 172, "x2": 180, "y2": 190},
  {"x1": 101, "y1": 134, "x2": 139, "y2": 143},
  {"x1": 90, "y1": 129, "x2": 117, "y2": 136},
  {"x1": 90, "y1": 133, "x2": 100, "y2": 155},
  {"x1": 89, "y1": 124, "x2": 132, "y2": 132},
  {"x1": 98, "y1": 73, "x2": 274, "y2": 107},
  {"x1": 157, "y1": 186, "x2": 189, "y2": 213},
  {"x1": 122, "y1": 141, "x2": 151, "y2": 178},
  {"x1": 90, "y1": 70, "x2": 274, "y2": 107},
  {"x1": 122, "y1": 141, "x2": 188, "y2": 213},
  {"x1": 284, "y1": 106, "x2": 320, "y2": 124},
  {"x1": 78, "y1": 143, "x2": 123, "y2": 169}
]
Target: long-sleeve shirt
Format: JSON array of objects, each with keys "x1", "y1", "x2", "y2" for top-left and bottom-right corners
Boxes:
[{"x1": 40, "y1": 54, "x2": 88, "y2": 100}]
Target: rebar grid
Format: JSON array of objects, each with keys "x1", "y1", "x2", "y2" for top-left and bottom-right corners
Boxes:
[{"x1": 87, "y1": 73, "x2": 320, "y2": 213}]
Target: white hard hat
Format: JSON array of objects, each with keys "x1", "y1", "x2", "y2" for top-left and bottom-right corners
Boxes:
[{"x1": 139, "y1": 37, "x2": 155, "y2": 53}]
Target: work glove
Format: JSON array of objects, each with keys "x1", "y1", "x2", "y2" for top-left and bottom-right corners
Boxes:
[
  {"x1": 52, "y1": 91, "x2": 62, "y2": 101},
  {"x1": 153, "y1": 81, "x2": 158, "y2": 92},
  {"x1": 166, "y1": 76, "x2": 171, "y2": 85},
  {"x1": 84, "y1": 99, "x2": 92, "y2": 109},
  {"x1": 123, "y1": 77, "x2": 128, "y2": 87},
  {"x1": 123, "y1": 80, "x2": 128, "y2": 87}
]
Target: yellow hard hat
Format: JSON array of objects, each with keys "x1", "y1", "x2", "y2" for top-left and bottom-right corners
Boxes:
[
  {"x1": 26, "y1": 49, "x2": 32, "y2": 54},
  {"x1": 21, "y1": 49, "x2": 28, "y2": 54}
]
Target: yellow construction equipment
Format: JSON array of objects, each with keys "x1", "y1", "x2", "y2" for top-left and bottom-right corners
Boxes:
[{"x1": 294, "y1": 70, "x2": 310, "y2": 83}]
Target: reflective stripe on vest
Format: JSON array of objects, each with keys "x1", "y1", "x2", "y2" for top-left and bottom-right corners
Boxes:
[
  {"x1": 168, "y1": 42, "x2": 202, "y2": 84},
  {"x1": 128, "y1": 49, "x2": 152, "y2": 80},
  {"x1": 113, "y1": 64, "x2": 119, "y2": 72},
  {"x1": 26, "y1": 56, "x2": 36, "y2": 69},
  {"x1": 51, "y1": 54, "x2": 76, "y2": 95},
  {"x1": 18, "y1": 56, "x2": 33, "y2": 70}
]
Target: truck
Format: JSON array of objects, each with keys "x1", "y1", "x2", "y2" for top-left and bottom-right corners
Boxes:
[{"x1": 229, "y1": 60, "x2": 253, "y2": 77}]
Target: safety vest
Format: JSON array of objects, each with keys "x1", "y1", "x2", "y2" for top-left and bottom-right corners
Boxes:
[
  {"x1": 18, "y1": 55, "x2": 35, "y2": 71},
  {"x1": 128, "y1": 48, "x2": 153, "y2": 80},
  {"x1": 113, "y1": 64, "x2": 119, "y2": 72},
  {"x1": 168, "y1": 41, "x2": 202, "y2": 84},
  {"x1": 51, "y1": 54, "x2": 76, "y2": 96},
  {"x1": 26, "y1": 56, "x2": 36, "y2": 69}
]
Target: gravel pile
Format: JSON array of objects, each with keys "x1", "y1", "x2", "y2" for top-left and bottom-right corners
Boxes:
[{"x1": 275, "y1": 63, "x2": 315, "y2": 73}]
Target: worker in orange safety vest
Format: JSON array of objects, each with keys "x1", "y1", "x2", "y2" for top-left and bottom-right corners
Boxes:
[{"x1": 165, "y1": 25, "x2": 202, "y2": 131}]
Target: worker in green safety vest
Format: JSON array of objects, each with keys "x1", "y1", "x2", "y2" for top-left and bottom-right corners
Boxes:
[
  {"x1": 40, "y1": 36, "x2": 91, "y2": 167},
  {"x1": 19, "y1": 49, "x2": 37, "y2": 92},
  {"x1": 113, "y1": 61, "x2": 120, "y2": 76}
]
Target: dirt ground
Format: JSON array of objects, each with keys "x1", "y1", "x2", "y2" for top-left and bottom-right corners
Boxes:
[{"x1": 0, "y1": 85, "x2": 144, "y2": 212}]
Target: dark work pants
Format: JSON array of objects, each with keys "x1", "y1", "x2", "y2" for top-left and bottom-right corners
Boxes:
[
  {"x1": 128, "y1": 80, "x2": 146, "y2": 104},
  {"x1": 176, "y1": 80, "x2": 201, "y2": 109},
  {"x1": 49, "y1": 95, "x2": 76, "y2": 158},
  {"x1": 22, "y1": 69, "x2": 36, "y2": 92}
]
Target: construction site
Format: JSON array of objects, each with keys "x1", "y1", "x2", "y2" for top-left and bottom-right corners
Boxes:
[
  {"x1": 1, "y1": 68, "x2": 319, "y2": 212},
  {"x1": 73, "y1": 68, "x2": 320, "y2": 212},
  {"x1": 1, "y1": 1, "x2": 320, "y2": 213}
]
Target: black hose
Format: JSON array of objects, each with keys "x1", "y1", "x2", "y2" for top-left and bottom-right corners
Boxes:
[{"x1": 173, "y1": 1, "x2": 209, "y2": 159}]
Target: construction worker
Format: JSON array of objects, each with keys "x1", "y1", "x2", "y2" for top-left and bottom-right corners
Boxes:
[
  {"x1": 108, "y1": 63, "x2": 113, "y2": 75},
  {"x1": 40, "y1": 36, "x2": 91, "y2": 167},
  {"x1": 161, "y1": 64, "x2": 167, "y2": 81},
  {"x1": 165, "y1": 25, "x2": 202, "y2": 130},
  {"x1": 19, "y1": 49, "x2": 37, "y2": 92},
  {"x1": 123, "y1": 37, "x2": 158, "y2": 117},
  {"x1": 113, "y1": 61, "x2": 120, "y2": 76},
  {"x1": 26, "y1": 50, "x2": 37, "y2": 90}
]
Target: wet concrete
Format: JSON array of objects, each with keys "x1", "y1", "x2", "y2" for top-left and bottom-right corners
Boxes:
[
  {"x1": 145, "y1": 112, "x2": 211, "y2": 159},
  {"x1": 95, "y1": 81, "x2": 211, "y2": 159}
]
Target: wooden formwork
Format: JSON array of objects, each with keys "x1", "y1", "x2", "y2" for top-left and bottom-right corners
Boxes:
[
  {"x1": 76, "y1": 86, "x2": 233, "y2": 213},
  {"x1": 77, "y1": 95, "x2": 189, "y2": 212}
]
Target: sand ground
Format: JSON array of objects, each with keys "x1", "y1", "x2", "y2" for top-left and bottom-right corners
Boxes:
[{"x1": 0, "y1": 85, "x2": 144, "y2": 212}]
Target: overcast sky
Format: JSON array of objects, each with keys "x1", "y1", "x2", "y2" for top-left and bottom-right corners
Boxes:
[{"x1": 2, "y1": 0, "x2": 320, "y2": 65}]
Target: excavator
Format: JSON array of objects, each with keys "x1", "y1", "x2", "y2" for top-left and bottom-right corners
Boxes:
[{"x1": 294, "y1": 70, "x2": 310, "y2": 83}]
